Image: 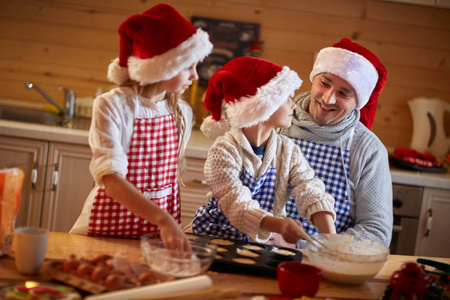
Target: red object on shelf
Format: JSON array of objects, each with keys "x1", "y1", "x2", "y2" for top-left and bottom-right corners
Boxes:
[{"x1": 393, "y1": 148, "x2": 443, "y2": 169}]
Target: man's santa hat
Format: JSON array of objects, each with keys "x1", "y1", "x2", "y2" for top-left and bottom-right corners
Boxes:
[
  {"x1": 201, "y1": 57, "x2": 302, "y2": 140},
  {"x1": 310, "y1": 38, "x2": 387, "y2": 129},
  {"x1": 107, "y1": 3, "x2": 213, "y2": 85}
]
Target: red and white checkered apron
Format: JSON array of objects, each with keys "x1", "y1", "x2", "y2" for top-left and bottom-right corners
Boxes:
[{"x1": 88, "y1": 115, "x2": 180, "y2": 238}]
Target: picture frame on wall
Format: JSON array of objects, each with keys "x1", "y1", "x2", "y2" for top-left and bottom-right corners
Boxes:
[{"x1": 191, "y1": 16, "x2": 261, "y2": 86}]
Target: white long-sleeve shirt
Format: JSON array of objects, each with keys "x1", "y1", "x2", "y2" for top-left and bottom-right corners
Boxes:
[{"x1": 71, "y1": 86, "x2": 192, "y2": 234}]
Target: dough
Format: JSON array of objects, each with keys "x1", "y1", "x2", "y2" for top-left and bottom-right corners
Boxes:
[
  {"x1": 211, "y1": 239, "x2": 234, "y2": 245},
  {"x1": 242, "y1": 244, "x2": 264, "y2": 251},
  {"x1": 232, "y1": 257, "x2": 257, "y2": 265},
  {"x1": 271, "y1": 248, "x2": 296, "y2": 256},
  {"x1": 237, "y1": 249, "x2": 260, "y2": 258}
]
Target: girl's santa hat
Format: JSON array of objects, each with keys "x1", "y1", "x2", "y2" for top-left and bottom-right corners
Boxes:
[
  {"x1": 310, "y1": 38, "x2": 387, "y2": 129},
  {"x1": 201, "y1": 57, "x2": 302, "y2": 140},
  {"x1": 107, "y1": 3, "x2": 213, "y2": 85}
]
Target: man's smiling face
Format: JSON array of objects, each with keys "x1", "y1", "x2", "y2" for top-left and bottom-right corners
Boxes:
[{"x1": 308, "y1": 73, "x2": 358, "y2": 126}]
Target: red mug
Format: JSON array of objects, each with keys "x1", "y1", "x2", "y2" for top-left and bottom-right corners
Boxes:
[{"x1": 277, "y1": 262, "x2": 322, "y2": 298}]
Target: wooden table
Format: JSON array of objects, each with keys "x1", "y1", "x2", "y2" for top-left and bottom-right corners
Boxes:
[{"x1": 1, "y1": 232, "x2": 449, "y2": 299}]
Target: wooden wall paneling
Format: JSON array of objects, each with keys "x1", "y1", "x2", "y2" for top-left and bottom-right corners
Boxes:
[
  {"x1": 0, "y1": 1, "x2": 118, "y2": 29},
  {"x1": 386, "y1": 65, "x2": 450, "y2": 94},
  {"x1": 0, "y1": 0, "x2": 449, "y2": 150},
  {"x1": 0, "y1": 80, "x2": 104, "y2": 103},
  {"x1": 262, "y1": 0, "x2": 368, "y2": 18},
  {"x1": 372, "y1": 125, "x2": 412, "y2": 148},
  {"x1": 358, "y1": 19, "x2": 450, "y2": 50},
  {"x1": 0, "y1": 39, "x2": 115, "y2": 74},
  {"x1": 372, "y1": 98, "x2": 415, "y2": 148},
  {"x1": 375, "y1": 102, "x2": 414, "y2": 129},
  {"x1": 259, "y1": 14, "x2": 364, "y2": 47},
  {"x1": 180, "y1": 3, "x2": 267, "y2": 23},
  {"x1": 0, "y1": 60, "x2": 110, "y2": 95},
  {"x1": 0, "y1": 81, "x2": 48, "y2": 103},
  {"x1": 363, "y1": 41, "x2": 450, "y2": 72},
  {"x1": 261, "y1": 48, "x2": 315, "y2": 80},
  {"x1": 0, "y1": 40, "x2": 113, "y2": 100},
  {"x1": 382, "y1": 85, "x2": 450, "y2": 103},
  {"x1": 367, "y1": 0, "x2": 450, "y2": 29},
  {"x1": 42, "y1": 0, "x2": 255, "y2": 13},
  {"x1": 0, "y1": 19, "x2": 117, "y2": 50}
]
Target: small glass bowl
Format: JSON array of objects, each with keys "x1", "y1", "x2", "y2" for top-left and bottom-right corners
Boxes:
[{"x1": 140, "y1": 235, "x2": 217, "y2": 278}]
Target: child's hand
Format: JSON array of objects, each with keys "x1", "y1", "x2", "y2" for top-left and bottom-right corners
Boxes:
[
  {"x1": 280, "y1": 218, "x2": 304, "y2": 244},
  {"x1": 158, "y1": 215, "x2": 192, "y2": 252}
]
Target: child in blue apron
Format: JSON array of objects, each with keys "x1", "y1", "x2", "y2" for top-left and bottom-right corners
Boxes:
[
  {"x1": 70, "y1": 3, "x2": 213, "y2": 251},
  {"x1": 192, "y1": 57, "x2": 336, "y2": 248}
]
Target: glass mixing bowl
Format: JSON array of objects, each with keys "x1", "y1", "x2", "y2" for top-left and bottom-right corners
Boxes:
[{"x1": 306, "y1": 234, "x2": 389, "y2": 285}]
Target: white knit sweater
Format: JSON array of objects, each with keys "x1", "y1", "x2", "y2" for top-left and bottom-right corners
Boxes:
[{"x1": 203, "y1": 128, "x2": 335, "y2": 242}]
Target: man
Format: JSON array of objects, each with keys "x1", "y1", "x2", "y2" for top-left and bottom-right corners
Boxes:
[{"x1": 279, "y1": 38, "x2": 393, "y2": 247}]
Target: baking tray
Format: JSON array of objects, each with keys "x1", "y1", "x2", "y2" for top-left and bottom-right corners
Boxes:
[{"x1": 188, "y1": 235, "x2": 303, "y2": 278}]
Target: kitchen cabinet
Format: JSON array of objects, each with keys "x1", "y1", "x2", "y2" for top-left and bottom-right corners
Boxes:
[
  {"x1": 0, "y1": 135, "x2": 93, "y2": 232},
  {"x1": 179, "y1": 157, "x2": 209, "y2": 227},
  {"x1": 0, "y1": 136, "x2": 48, "y2": 228},
  {"x1": 414, "y1": 187, "x2": 450, "y2": 257},
  {"x1": 40, "y1": 142, "x2": 94, "y2": 232}
]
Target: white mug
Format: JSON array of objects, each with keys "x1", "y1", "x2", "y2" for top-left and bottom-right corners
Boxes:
[{"x1": 5, "y1": 227, "x2": 49, "y2": 274}]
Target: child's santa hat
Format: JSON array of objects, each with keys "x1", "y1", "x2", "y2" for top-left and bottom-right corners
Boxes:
[
  {"x1": 107, "y1": 3, "x2": 213, "y2": 85},
  {"x1": 310, "y1": 38, "x2": 387, "y2": 129},
  {"x1": 201, "y1": 57, "x2": 302, "y2": 139}
]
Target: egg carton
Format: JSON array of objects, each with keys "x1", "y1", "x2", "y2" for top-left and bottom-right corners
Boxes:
[{"x1": 40, "y1": 254, "x2": 160, "y2": 295}]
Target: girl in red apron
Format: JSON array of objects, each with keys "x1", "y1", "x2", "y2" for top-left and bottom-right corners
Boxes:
[{"x1": 70, "y1": 3, "x2": 212, "y2": 250}]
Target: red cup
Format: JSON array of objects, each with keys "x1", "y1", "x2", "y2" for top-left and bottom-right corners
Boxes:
[{"x1": 277, "y1": 262, "x2": 322, "y2": 298}]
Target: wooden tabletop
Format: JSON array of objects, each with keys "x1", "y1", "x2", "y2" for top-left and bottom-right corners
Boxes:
[{"x1": 1, "y1": 232, "x2": 449, "y2": 300}]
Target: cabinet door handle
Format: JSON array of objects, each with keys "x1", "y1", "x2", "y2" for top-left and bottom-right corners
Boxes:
[
  {"x1": 424, "y1": 209, "x2": 433, "y2": 237},
  {"x1": 31, "y1": 161, "x2": 38, "y2": 190},
  {"x1": 52, "y1": 163, "x2": 59, "y2": 191},
  {"x1": 392, "y1": 225, "x2": 403, "y2": 233}
]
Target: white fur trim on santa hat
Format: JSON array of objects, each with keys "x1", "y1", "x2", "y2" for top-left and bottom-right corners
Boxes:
[
  {"x1": 107, "y1": 58, "x2": 130, "y2": 85},
  {"x1": 226, "y1": 66, "x2": 302, "y2": 129},
  {"x1": 200, "y1": 116, "x2": 230, "y2": 140},
  {"x1": 129, "y1": 29, "x2": 212, "y2": 85},
  {"x1": 309, "y1": 47, "x2": 378, "y2": 109}
]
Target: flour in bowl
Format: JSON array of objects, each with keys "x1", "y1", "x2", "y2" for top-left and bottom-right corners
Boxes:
[{"x1": 150, "y1": 249, "x2": 201, "y2": 278}]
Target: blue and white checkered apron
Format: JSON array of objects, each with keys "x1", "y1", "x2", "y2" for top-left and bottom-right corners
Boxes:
[
  {"x1": 286, "y1": 138, "x2": 352, "y2": 235},
  {"x1": 192, "y1": 167, "x2": 277, "y2": 241}
]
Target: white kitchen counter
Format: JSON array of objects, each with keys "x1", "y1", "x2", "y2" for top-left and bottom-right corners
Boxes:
[
  {"x1": 390, "y1": 167, "x2": 450, "y2": 190},
  {"x1": 1, "y1": 119, "x2": 449, "y2": 190},
  {"x1": 0, "y1": 119, "x2": 89, "y2": 145}
]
